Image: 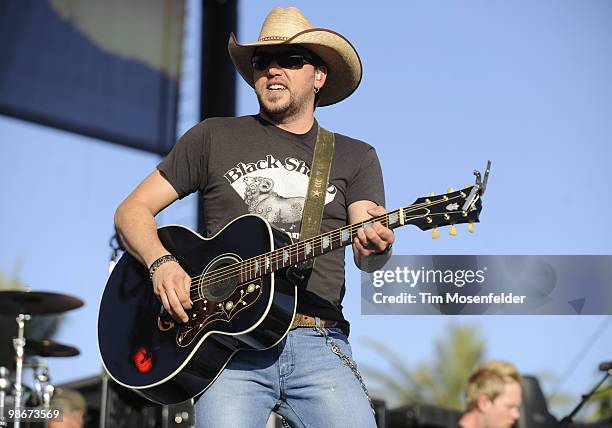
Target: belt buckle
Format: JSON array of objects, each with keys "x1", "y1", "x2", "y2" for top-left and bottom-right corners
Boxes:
[{"x1": 290, "y1": 313, "x2": 337, "y2": 329}]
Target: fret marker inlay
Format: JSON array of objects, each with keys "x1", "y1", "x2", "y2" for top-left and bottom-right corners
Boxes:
[{"x1": 305, "y1": 242, "x2": 312, "y2": 255}]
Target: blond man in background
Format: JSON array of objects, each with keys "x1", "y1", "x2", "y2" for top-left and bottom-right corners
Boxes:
[
  {"x1": 49, "y1": 387, "x2": 87, "y2": 428},
  {"x1": 459, "y1": 360, "x2": 522, "y2": 428}
]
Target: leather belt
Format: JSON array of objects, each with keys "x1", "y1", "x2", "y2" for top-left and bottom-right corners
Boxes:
[{"x1": 290, "y1": 312, "x2": 338, "y2": 329}]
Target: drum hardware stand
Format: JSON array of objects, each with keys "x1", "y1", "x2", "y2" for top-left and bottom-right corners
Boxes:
[
  {"x1": 0, "y1": 289, "x2": 83, "y2": 428},
  {"x1": 13, "y1": 314, "x2": 30, "y2": 428},
  {"x1": 31, "y1": 359, "x2": 54, "y2": 410},
  {"x1": 0, "y1": 366, "x2": 11, "y2": 426}
]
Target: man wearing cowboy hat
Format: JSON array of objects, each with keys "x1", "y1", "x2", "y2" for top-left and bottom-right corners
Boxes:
[{"x1": 114, "y1": 6, "x2": 392, "y2": 427}]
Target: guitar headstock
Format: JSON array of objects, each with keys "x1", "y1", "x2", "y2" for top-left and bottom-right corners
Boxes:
[
  {"x1": 403, "y1": 161, "x2": 490, "y2": 238},
  {"x1": 409, "y1": 186, "x2": 482, "y2": 230}
]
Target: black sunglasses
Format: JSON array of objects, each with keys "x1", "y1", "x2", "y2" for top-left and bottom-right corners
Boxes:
[{"x1": 251, "y1": 52, "x2": 316, "y2": 71}]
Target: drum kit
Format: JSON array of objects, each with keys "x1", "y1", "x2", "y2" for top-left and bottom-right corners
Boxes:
[{"x1": 0, "y1": 289, "x2": 83, "y2": 427}]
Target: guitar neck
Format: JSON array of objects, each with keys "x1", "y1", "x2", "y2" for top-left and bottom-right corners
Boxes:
[
  {"x1": 238, "y1": 184, "x2": 483, "y2": 281},
  {"x1": 239, "y1": 208, "x2": 408, "y2": 281}
]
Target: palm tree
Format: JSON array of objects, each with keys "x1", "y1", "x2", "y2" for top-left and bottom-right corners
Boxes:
[
  {"x1": 362, "y1": 323, "x2": 485, "y2": 410},
  {"x1": 363, "y1": 323, "x2": 579, "y2": 418}
]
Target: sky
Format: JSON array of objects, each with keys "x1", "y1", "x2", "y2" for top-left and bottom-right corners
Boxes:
[{"x1": 1, "y1": 0, "x2": 611, "y2": 421}]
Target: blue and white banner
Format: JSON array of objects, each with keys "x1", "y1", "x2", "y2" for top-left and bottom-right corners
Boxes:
[{"x1": 0, "y1": 0, "x2": 185, "y2": 154}]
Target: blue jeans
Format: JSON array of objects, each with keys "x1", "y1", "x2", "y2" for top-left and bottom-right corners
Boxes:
[{"x1": 194, "y1": 327, "x2": 377, "y2": 428}]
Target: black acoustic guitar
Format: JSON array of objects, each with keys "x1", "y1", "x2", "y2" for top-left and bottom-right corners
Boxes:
[{"x1": 97, "y1": 164, "x2": 489, "y2": 404}]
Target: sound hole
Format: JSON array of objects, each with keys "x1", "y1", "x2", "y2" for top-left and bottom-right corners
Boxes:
[{"x1": 201, "y1": 255, "x2": 240, "y2": 301}]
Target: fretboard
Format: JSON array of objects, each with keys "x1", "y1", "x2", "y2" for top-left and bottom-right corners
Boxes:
[{"x1": 238, "y1": 208, "x2": 408, "y2": 282}]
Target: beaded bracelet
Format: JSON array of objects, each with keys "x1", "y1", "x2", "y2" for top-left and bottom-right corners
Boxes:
[{"x1": 149, "y1": 254, "x2": 178, "y2": 280}]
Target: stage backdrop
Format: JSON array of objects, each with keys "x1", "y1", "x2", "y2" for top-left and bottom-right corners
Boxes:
[{"x1": 0, "y1": 0, "x2": 185, "y2": 155}]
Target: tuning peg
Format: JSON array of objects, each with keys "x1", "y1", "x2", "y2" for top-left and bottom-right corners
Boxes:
[
  {"x1": 464, "y1": 184, "x2": 471, "y2": 189},
  {"x1": 432, "y1": 227, "x2": 440, "y2": 239},
  {"x1": 447, "y1": 187, "x2": 454, "y2": 193},
  {"x1": 430, "y1": 191, "x2": 436, "y2": 196},
  {"x1": 449, "y1": 224, "x2": 457, "y2": 236},
  {"x1": 468, "y1": 221, "x2": 475, "y2": 233}
]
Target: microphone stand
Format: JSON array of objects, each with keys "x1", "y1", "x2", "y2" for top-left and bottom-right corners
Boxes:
[{"x1": 556, "y1": 369, "x2": 611, "y2": 427}]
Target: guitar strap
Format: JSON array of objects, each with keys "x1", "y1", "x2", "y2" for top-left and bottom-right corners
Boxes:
[
  {"x1": 299, "y1": 125, "x2": 335, "y2": 259},
  {"x1": 282, "y1": 126, "x2": 376, "y2": 427}
]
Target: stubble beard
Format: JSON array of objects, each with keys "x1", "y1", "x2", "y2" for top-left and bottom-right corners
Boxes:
[{"x1": 257, "y1": 88, "x2": 311, "y2": 123}]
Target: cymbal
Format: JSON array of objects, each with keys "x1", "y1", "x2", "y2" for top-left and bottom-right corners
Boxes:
[
  {"x1": 25, "y1": 339, "x2": 80, "y2": 358},
  {"x1": 0, "y1": 290, "x2": 84, "y2": 315}
]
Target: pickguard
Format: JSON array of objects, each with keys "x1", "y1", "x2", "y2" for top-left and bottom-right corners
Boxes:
[{"x1": 174, "y1": 278, "x2": 263, "y2": 347}]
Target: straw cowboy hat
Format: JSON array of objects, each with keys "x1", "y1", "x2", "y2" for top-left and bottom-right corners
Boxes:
[{"x1": 228, "y1": 7, "x2": 362, "y2": 106}]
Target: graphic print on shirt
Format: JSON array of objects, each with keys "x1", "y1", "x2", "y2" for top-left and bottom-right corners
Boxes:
[{"x1": 223, "y1": 154, "x2": 336, "y2": 239}]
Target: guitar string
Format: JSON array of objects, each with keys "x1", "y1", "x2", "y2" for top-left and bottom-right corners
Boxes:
[
  {"x1": 188, "y1": 193, "x2": 469, "y2": 286},
  {"x1": 188, "y1": 210, "x2": 475, "y2": 302},
  {"x1": 187, "y1": 215, "x2": 390, "y2": 300},
  {"x1": 186, "y1": 211, "x2": 454, "y2": 300},
  {"x1": 186, "y1": 215, "x2": 393, "y2": 301},
  {"x1": 187, "y1": 207, "x2": 404, "y2": 295},
  {"x1": 186, "y1": 194, "x2": 474, "y2": 300},
  {"x1": 187, "y1": 201, "x2": 474, "y2": 301},
  {"x1": 189, "y1": 208, "x2": 399, "y2": 288},
  {"x1": 186, "y1": 194, "x2": 473, "y2": 299},
  {"x1": 187, "y1": 215, "x2": 393, "y2": 300},
  {"x1": 187, "y1": 208, "x2": 473, "y2": 302},
  {"x1": 189, "y1": 193, "x2": 466, "y2": 286}
]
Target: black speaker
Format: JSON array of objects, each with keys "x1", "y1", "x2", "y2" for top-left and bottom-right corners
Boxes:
[
  {"x1": 372, "y1": 398, "x2": 388, "y2": 428},
  {"x1": 517, "y1": 375, "x2": 557, "y2": 428},
  {"x1": 58, "y1": 372, "x2": 194, "y2": 428},
  {"x1": 387, "y1": 403, "x2": 461, "y2": 428}
]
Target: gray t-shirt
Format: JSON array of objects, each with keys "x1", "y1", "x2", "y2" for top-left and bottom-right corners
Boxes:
[{"x1": 158, "y1": 115, "x2": 385, "y2": 331}]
